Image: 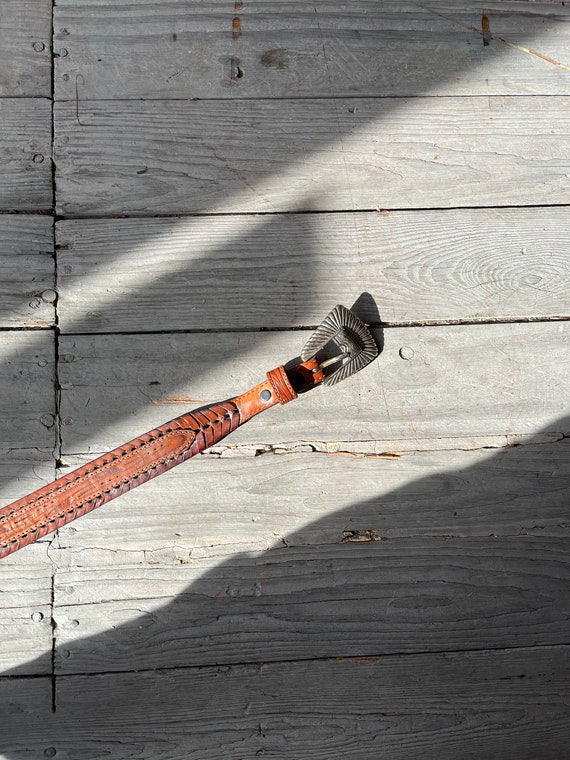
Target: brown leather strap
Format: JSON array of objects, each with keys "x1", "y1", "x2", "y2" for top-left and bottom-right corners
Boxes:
[{"x1": 0, "y1": 366, "x2": 296, "y2": 559}]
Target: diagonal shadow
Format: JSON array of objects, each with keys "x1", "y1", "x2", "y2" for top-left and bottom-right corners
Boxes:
[
  {"x1": 0, "y1": 211, "x2": 320, "y2": 491},
  {"x1": 0, "y1": 3, "x2": 567, "y2": 492},
  {"x1": 1, "y1": 415, "x2": 569, "y2": 757},
  {"x1": 1, "y1": 3, "x2": 569, "y2": 757}
]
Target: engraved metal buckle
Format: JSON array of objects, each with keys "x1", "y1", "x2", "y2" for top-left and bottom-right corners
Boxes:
[{"x1": 300, "y1": 304, "x2": 379, "y2": 386}]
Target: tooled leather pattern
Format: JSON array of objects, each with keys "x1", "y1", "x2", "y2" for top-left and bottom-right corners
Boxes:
[
  {"x1": 266, "y1": 366, "x2": 297, "y2": 405},
  {"x1": 0, "y1": 401, "x2": 240, "y2": 559}
]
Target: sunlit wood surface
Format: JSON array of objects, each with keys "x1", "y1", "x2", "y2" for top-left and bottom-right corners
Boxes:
[{"x1": 1, "y1": 2, "x2": 569, "y2": 757}]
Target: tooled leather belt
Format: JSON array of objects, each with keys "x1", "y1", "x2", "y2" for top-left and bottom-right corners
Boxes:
[{"x1": 0, "y1": 305, "x2": 379, "y2": 559}]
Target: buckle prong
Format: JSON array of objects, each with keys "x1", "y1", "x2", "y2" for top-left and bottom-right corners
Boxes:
[{"x1": 316, "y1": 352, "x2": 349, "y2": 372}]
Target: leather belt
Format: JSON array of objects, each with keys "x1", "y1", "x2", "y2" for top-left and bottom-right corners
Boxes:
[{"x1": 0, "y1": 305, "x2": 378, "y2": 559}]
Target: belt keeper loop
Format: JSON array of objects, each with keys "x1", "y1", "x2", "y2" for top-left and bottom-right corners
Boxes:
[{"x1": 266, "y1": 366, "x2": 297, "y2": 404}]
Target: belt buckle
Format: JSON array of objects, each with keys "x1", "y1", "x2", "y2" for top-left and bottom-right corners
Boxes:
[{"x1": 288, "y1": 304, "x2": 379, "y2": 391}]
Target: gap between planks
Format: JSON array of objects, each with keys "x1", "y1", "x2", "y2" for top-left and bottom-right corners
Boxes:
[
  {"x1": 3, "y1": 642, "x2": 567, "y2": 683},
  {"x1": 59, "y1": 431, "x2": 567, "y2": 461},
  {"x1": 50, "y1": 202, "x2": 570, "y2": 219},
  {"x1": 56, "y1": 315, "x2": 570, "y2": 336},
  {"x1": 2, "y1": 315, "x2": 570, "y2": 335}
]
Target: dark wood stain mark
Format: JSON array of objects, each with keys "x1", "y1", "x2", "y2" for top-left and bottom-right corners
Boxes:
[{"x1": 260, "y1": 48, "x2": 289, "y2": 69}]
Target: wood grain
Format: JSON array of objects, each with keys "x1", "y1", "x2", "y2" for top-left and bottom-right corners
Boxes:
[
  {"x1": 0, "y1": 99, "x2": 52, "y2": 212},
  {"x1": 0, "y1": 563, "x2": 53, "y2": 675},
  {"x1": 56, "y1": 208, "x2": 570, "y2": 333},
  {"x1": 53, "y1": 439, "x2": 570, "y2": 557},
  {"x1": 54, "y1": 96, "x2": 570, "y2": 216},
  {"x1": 4, "y1": 646, "x2": 570, "y2": 759},
  {"x1": 0, "y1": 493, "x2": 55, "y2": 676},
  {"x1": 1, "y1": 3, "x2": 568, "y2": 757},
  {"x1": 0, "y1": 216, "x2": 54, "y2": 328},
  {"x1": 54, "y1": 1, "x2": 570, "y2": 99},
  {"x1": 0, "y1": 338, "x2": 57, "y2": 623},
  {"x1": 55, "y1": 647, "x2": 570, "y2": 759},
  {"x1": 0, "y1": 0, "x2": 52, "y2": 97},
  {"x1": 3, "y1": 647, "x2": 569, "y2": 758},
  {"x1": 0, "y1": 450, "x2": 55, "y2": 513},
  {"x1": 52, "y1": 536, "x2": 570, "y2": 672},
  {"x1": 0, "y1": 677, "x2": 52, "y2": 746},
  {"x1": 57, "y1": 322, "x2": 570, "y2": 454},
  {"x1": 0, "y1": 331, "x2": 56, "y2": 451}
]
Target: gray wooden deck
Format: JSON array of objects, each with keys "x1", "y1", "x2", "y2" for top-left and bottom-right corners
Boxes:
[{"x1": 1, "y1": 1, "x2": 569, "y2": 757}]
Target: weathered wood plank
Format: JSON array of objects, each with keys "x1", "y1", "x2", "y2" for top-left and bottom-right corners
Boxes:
[
  {"x1": 0, "y1": 677, "x2": 53, "y2": 756},
  {"x1": 0, "y1": 337, "x2": 56, "y2": 675},
  {"x1": 58, "y1": 322, "x2": 570, "y2": 454},
  {"x1": 0, "y1": 216, "x2": 54, "y2": 328},
  {"x1": 52, "y1": 536, "x2": 570, "y2": 671},
  {"x1": 0, "y1": 450, "x2": 54, "y2": 675},
  {"x1": 0, "y1": 450, "x2": 55, "y2": 513},
  {"x1": 0, "y1": 331, "x2": 56, "y2": 450},
  {"x1": 54, "y1": 96, "x2": 570, "y2": 216},
  {"x1": 4, "y1": 647, "x2": 570, "y2": 759},
  {"x1": 54, "y1": 1, "x2": 570, "y2": 99},
  {"x1": 0, "y1": 334, "x2": 57, "y2": 675},
  {"x1": 56, "y1": 208, "x2": 570, "y2": 333},
  {"x1": 53, "y1": 439, "x2": 570, "y2": 558},
  {"x1": 0, "y1": 99, "x2": 52, "y2": 212},
  {"x1": 56, "y1": 647, "x2": 570, "y2": 759},
  {"x1": 0, "y1": 0, "x2": 52, "y2": 97},
  {"x1": 0, "y1": 561, "x2": 53, "y2": 675}
]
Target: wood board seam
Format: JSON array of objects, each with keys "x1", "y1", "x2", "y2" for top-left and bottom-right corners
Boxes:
[
  {"x1": 52, "y1": 202, "x2": 570, "y2": 220},
  {"x1": 49, "y1": 529, "x2": 570, "y2": 564},
  {"x1": 58, "y1": 432, "x2": 569, "y2": 460},
  {"x1": 44, "y1": 642, "x2": 570, "y2": 681},
  {"x1": 55, "y1": 315, "x2": 570, "y2": 336},
  {"x1": 59, "y1": 93, "x2": 570, "y2": 101},
  {"x1": 54, "y1": 93, "x2": 570, "y2": 103},
  {"x1": 50, "y1": 206, "x2": 570, "y2": 221}
]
